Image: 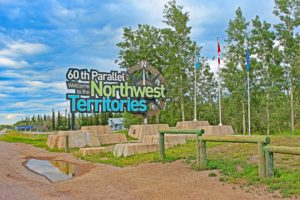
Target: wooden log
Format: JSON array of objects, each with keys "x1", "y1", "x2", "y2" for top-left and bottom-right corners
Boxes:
[
  {"x1": 258, "y1": 141, "x2": 266, "y2": 178},
  {"x1": 200, "y1": 135, "x2": 270, "y2": 144},
  {"x1": 264, "y1": 146, "x2": 300, "y2": 155},
  {"x1": 64, "y1": 135, "x2": 69, "y2": 153},
  {"x1": 199, "y1": 139, "x2": 206, "y2": 170},
  {"x1": 265, "y1": 151, "x2": 274, "y2": 177},
  {"x1": 159, "y1": 129, "x2": 204, "y2": 135},
  {"x1": 159, "y1": 132, "x2": 165, "y2": 160}
]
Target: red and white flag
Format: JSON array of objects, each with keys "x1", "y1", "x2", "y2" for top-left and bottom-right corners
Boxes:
[{"x1": 217, "y1": 41, "x2": 221, "y2": 65}]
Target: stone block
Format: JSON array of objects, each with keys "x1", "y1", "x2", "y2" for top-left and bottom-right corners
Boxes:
[
  {"x1": 199, "y1": 125, "x2": 234, "y2": 136},
  {"x1": 128, "y1": 124, "x2": 169, "y2": 141},
  {"x1": 99, "y1": 134, "x2": 127, "y2": 145},
  {"x1": 175, "y1": 121, "x2": 210, "y2": 129},
  {"x1": 81, "y1": 126, "x2": 112, "y2": 135},
  {"x1": 79, "y1": 147, "x2": 109, "y2": 157}
]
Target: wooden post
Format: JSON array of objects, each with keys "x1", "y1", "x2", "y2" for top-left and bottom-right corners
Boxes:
[
  {"x1": 265, "y1": 151, "x2": 274, "y2": 177},
  {"x1": 64, "y1": 135, "x2": 69, "y2": 153},
  {"x1": 258, "y1": 141, "x2": 266, "y2": 178},
  {"x1": 196, "y1": 133, "x2": 200, "y2": 168},
  {"x1": 199, "y1": 139, "x2": 206, "y2": 169},
  {"x1": 159, "y1": 131, "x2": 165, "y2": 160}
]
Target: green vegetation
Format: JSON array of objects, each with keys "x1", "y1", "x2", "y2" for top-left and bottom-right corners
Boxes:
[
  {"x1": 113, "y1": 129, "x2": 137, "y2": 141},
  {"x1": 0, "y1": 130, "x2": 63, "y2": 152},
  {"x1": 1, "y1": 130, "x2": 300, "y2": 197},
  {"x1": 0, "y1": 130, "x2": 48, "y2": 148}
]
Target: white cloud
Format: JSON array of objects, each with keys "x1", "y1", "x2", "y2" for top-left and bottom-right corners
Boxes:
[
  {"x1": 0, "y1": 41, "x2": 49, "y2": 57},
  {"x1": 0, "y1": 41, "x2": 49, "y2": 69},
  {"x1": 0, "y1": 56, "x2": 29, "y2": 68},
  {"x1": 0, "y1": 93, "x2": 8, "y2": 98}
]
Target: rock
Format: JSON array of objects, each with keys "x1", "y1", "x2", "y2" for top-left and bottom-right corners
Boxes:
[
  {"x1": 81, "y1": 126, "x2": 112, "y2": 135},
  {"x1": 175, "y1": 121, "x2": 210, "y2": 129},
  {"x1": 99, "y1": 134, "x2": 127, "y2": 145},
  {"x1": 128, "y1": 124, "x2": 169, "y2": 141},
  {"x1": 47, "y1": 126, "x2": 127, "y2": 150},
  {"x1": 199, "y1": 125, "x2": 234, "y2": 136},
  {"x1": 79, "y1": 147, "x2": 109, "y2": 157}
]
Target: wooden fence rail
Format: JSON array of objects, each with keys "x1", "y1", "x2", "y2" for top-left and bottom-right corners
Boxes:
[
  {"x1": 198, "y1": 135, "x2": 271, "y2": 178},
  {"x1": 264, "y1": 146, "x2": 300, "y2": 177},
  {"x1": 158, "y1": 129, "x2": 205, "y2": 162}
]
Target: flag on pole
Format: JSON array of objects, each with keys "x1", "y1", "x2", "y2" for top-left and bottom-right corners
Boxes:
[
  {"x1": 195, "y1": 52, "x2": 201, "y2": 70},
  {"x1": 246, "y1": 45, "x2": 250, "y2": 71},
  {"x1": 217, "y1": 41, "x2": 221, "y2": 65}
]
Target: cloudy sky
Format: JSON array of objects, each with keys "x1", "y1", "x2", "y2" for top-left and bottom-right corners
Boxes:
[{"x1": 0, "y1": 0, "x2": 278, "y2": 124}]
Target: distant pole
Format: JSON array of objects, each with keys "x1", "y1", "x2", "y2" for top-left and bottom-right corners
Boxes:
[
  {"x1": 247, "y1": 71, "x2": 251, "y2": 135},
  {"x1": 246, "y1": 41, "x2": 251, "y2": 135},
  {"x1": 217, "y1": 37, "x2": 222, "y2": 126},
  {"x1": 142, "y1": 61, "x2": 147, "y2": 125},
  {"x1": 194, "y1": 52, "x2": 197, "y2": 121},
  {"x1": 194, "y1": 66, "x2": 197, "y2": 121}
]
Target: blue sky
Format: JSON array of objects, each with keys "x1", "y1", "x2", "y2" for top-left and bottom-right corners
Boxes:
[{"x1": 0, "y1": 0, "x2": 278, "y2": 124}]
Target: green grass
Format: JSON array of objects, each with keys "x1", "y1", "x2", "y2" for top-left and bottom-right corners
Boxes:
[
  {"x1": 0, "y1": 130, "x2": 63, "y2": 152},
  {"x1": 1, "y1": 130, "x2": 300, "y2": 197},
  {"x1": 113, "y1": 129, "x2": 138, "y2": 141}
]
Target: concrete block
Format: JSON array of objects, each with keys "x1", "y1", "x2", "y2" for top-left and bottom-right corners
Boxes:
[
  {"x1": 199, "y1": 125, "x2": 234, "y2": 136},
  {"x1": 79, "y1": 147, "x2": 109, "y2": 157},
  {"x1": 175, "y1": 121, "x2": 210, "y2": 129},
  {"x1": 128, "y1": 124, "x2": 169, "y2": 141}
]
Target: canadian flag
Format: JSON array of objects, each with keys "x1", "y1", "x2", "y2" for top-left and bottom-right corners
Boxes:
[{"x1": 218, "y1": 41, "x2": 221, "y2": 65}]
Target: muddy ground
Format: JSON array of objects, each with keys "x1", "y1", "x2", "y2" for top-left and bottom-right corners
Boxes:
[{"x1": 0, "y1": 141, "x2": 294, "y2": 200}]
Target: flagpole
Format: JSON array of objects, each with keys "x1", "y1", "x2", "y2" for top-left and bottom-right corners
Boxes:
[
  {"x1": 247, "y1": 70, "x2": 251, "y2": 135},
  {"x1": 142, "y1": 62, "x2": 147, "y2": 125},
  {"x1": 245, "y1": 42, "x2": 251, "y2": 135},
  {"x1": 194, "y1": 65, "x2": 197, "y2": 121},
  {"x1": 217, "y1": 37, "x2": 222, "y2": 126}
]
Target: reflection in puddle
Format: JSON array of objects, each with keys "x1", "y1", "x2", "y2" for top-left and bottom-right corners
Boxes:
[{"x1": 25, "y1": 159, "x2": 75, "y2": 182}]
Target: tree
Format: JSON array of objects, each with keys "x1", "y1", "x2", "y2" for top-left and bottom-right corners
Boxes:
[
  {"x1": 116, "y1": 0, "x2": 196, "y2": 123},
  {"x1": 251, "y1": 16, "x2": 276, "y2": 134},
  {"x1": 52, "y1": 109, "x2": 55, "y2": 130},
  {"x1": 273, "y1": 0, "x2": 300, "y2": 132},
  {"x1": 222, "y1": 7, "x2": 250, "y2": 134}
]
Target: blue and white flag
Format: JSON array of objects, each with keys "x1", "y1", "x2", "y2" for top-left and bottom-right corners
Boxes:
[
  {"x1": 246, "y1": 45, "x2": 250, "y2": 72},
  {"x1": 195, "y1": 53, "x2": 201, "y2": 70}
]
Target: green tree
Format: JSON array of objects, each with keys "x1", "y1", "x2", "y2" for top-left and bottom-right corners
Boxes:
[
  {"x1": 222, "y1": 7, "x2": 250, "y2": 134},
  {"x1": 52, "y1": 109, "x2": 55, "y2": 130},
  {"x1": 273, "y1": 0, "x2": 300, "y2": 132}
]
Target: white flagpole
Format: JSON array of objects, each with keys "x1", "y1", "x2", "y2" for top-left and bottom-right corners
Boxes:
[
  {"x1": 247, "y1": 70, "x2": 251, "y2": 135},
  {"x1": 217, "y1": 37, "x2": 222, "y2": 126},
  {"x1": 194, "y1": 63, "x2": 197, "y2": 121},
  {"x1": 142, "y1": 61, "x2": 147, "y2": 125}
]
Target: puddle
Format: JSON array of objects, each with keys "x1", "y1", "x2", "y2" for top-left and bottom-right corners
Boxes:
[{"x1": 24, "y1": 159, "x2": 76, "y2": 182}]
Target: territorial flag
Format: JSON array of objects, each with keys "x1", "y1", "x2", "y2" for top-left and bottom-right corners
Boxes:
[
  {"x1": 246, "y1": 45, "x2": 250, "y2": 71},
  {"x1": 195, "y1": 52, "x2": 201, "y2": 70},
  {"x1": 217, "y1": 41, "x2": 221, "y2": 65}
]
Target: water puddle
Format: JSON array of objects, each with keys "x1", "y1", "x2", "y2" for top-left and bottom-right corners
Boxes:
[{"x1": 24, "y1": 159, "x2": 76, "y2": 182}]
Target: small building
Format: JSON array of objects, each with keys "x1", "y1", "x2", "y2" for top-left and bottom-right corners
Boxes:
[
  {"x1": 15, "y1": 125, "x2": 34, "y2": 131},
  {"x1": 108, "y1": 118, "x2": 124, "y2": 131}
]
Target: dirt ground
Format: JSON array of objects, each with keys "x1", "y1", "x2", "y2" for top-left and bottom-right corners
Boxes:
[{"x1": 0, "y1": 141, "x2": 295, "y2": 200}]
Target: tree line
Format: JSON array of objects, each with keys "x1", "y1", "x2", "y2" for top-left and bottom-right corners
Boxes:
[
  {"x1": 15, "y1": 109, "x2": 121, "y2": 131},
  {"x1": 116, "y1": 0, "x2": 299, "y2": 134}
]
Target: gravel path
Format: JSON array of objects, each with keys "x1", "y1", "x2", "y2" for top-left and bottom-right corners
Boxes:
[{"x1": 0, "y1": 141, "x2": 288, "y2": 200}]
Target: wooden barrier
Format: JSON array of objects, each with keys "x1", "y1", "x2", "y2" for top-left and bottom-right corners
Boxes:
[
  {"x1": 159, "y1": 129, "x2": 205, "y2": 163},
  {"x1": 198, "y1": 135, "x2": 271, "y2": 178},
  {"x1": 64, "y1": 135, "x2": 69, "y2": 153},
  {"x1": 264, "y1": 146, "x2": 300, "y2": 177}
]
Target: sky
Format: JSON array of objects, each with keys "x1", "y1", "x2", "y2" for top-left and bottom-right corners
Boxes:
[{"x1": 0, "y1": 0, "x2": 278, "y2": 124}]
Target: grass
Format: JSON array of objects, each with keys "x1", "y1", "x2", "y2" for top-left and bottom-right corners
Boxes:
[
  {"x1": 113, "y1": 129, "x2": 138, "y2": 141},
  {"x1": 0, "y1": 130, "x2": 63, "y2": 152},
  {"x1": 1, "y1": 130, "x2": 300, "y2": 197}
]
